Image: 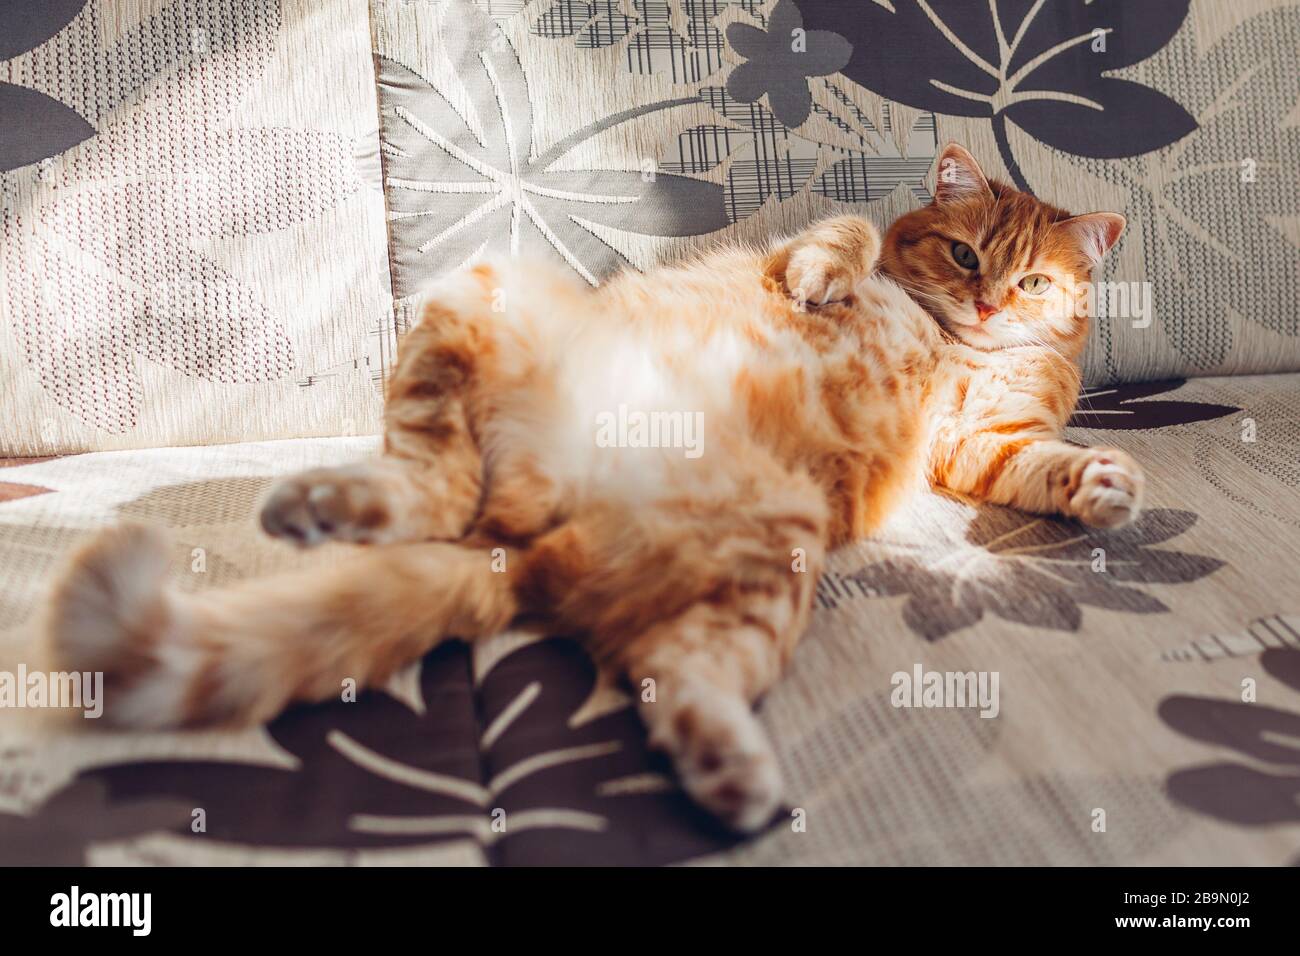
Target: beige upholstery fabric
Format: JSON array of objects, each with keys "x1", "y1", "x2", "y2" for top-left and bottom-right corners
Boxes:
[
  {"x1": 2, "y1": 0, "x2": 1298, "y2": 867},
  {"x1": 7, "y1": 0, "x2": 1295, "y2": 455},
  {"x1": 0, "y1": 1, "x2": 391, "y2": 456},
  {"x1": 2, "y1": 374, "x2": 1297, "y2": 865},
  {"x1": 370, "y1": 0, "x2": 1300, "y2": 385}
]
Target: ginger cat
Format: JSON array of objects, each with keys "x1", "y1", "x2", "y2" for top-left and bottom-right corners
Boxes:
[{"x1": 46, "y1": 144, "x2": 1141, "y2": 832}]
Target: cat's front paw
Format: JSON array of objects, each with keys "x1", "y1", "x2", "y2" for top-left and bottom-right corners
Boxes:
[
  {"x1": 260, "y1": 466, "x2": 391, "y2": 547},
  {"x1": 649, "y1": 688, "x2": 783, "y2": 834},
  {"x1": 1069, "y1": 449, "x2": 1144, "y2": 528},
  {"x1": 785, "y1": 246, "x2": 855, "y2": 307},
  {"x1": 779, "y1": 217, "x2": 878, "y2": 307}
]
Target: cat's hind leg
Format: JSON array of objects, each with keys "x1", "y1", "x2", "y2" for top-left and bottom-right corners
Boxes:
[
  {"x1": 261, "y1": 270, "x2": 496, "y2": 547},
  {"x1": 45, "y1": 524, "x2": 517, "y2": 728},
  {"x1": 618, "y1": 590, "x2": 815, "y2": 833},
  {"x1": 258, "y1": 401, "x2": 480, "y2": 547},
  {"x1": 521, "y1": 467, "x2": 827, "y2": 832}
]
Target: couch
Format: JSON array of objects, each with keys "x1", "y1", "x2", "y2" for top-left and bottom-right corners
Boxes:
[{"x1": 2, "y1": 0, "x2": 1297, "y2": 865}]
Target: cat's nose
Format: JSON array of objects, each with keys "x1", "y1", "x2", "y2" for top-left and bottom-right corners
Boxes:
[{"x1": 975, "y1": 300, "x2": 999, "y2": 322}]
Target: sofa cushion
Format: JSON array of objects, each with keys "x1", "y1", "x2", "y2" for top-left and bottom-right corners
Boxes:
[
  {"x1": 0, "y1": 0, "x2": 391, "y2": 455},
  {"x1": 371, "y1": 0, "x2": 1300, "y2": 382},
  {"x1": 2, "y1": 373, "x2": 1297, "y2": 864},
  {"x1": 7, "y1": 1, "x2": 1295, "y2": 458}
]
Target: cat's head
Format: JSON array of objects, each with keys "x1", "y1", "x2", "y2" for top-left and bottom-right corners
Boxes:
[{"x1": 880, "y1": 143, "x2": 1124, "y2": 354}]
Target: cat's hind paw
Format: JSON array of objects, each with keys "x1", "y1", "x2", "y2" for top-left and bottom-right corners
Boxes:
[
  {"x1": 260, "y1": 466, "x2": 393, "y2": 547},
  {"x1": 1070, "y1": 449, "x2": 1144, "y2": 528},
  {"x1": 45, "y1": 524, "x2": 198, "y2": 728},
  {"x1": 649, "y1": 688, "x2": 783, "y2": 834}
]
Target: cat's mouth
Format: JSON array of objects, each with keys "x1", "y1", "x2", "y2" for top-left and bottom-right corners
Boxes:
[
  {"x1": 896, "y1": 284, "x2": 1008, "y2": 350},
  {"x1": 932, "y1": 304, "x2": 1003, "y2": 349}
]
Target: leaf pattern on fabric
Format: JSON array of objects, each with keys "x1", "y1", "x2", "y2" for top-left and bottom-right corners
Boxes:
[
  {"x1": 0, "y1": 481, "x2": 53, "y2": 505},
  {"x1": 379, "y1": 0, "x2": 727, "y2": 295},
  {"x1": 834, "y1": 507, "x2": 1224, "y2": 641},
  {"x1": 725, "y1": 0, "x2": 851, "y2": 128},
  {"x1": 664, "y1": 84, "x2": 935, "y2": 223},
  {"x1": 1194, "y1": 390, "x2": 1300, "y2": 530},
  {"x1": 530, "y1": 0, "x2": 766, "y2": 82},
  {"x1": 0, "y1": 0, "x2": 94, "y2": 170},
  {"x1": 0, "y1": 639, "x2": 749, "y2": 866},
  {"x1": 1068, "y1": 380, "x2": 1240, "y2": 431},
  {"x1": 1076, "y1": 7, "x2": 1300, "y2": 369},
  {"x1": 0, "y1": 1, "x2": 363, "y2": 433},
  {"x1": 0, "y1": 84, "x2": 94, "y2": 172},
  {"x1": 0, "y1": 454, "x2": 60, "y2": 507},
  {"x1": 0, "y1": 0, "x2": 88, "y2": 61},
  {"x1": 532, "y1": 0, "x2": 639, "y2": 46},
  {"x1": 1161, "y1": 648, "x2": 1300, "y2": 831},
  {"x1": 0, "y1": 779, "x2": 190, "y2": 866},
  {"x1": 796, "y1": 0, "x2": 1196, "y2": 191}
]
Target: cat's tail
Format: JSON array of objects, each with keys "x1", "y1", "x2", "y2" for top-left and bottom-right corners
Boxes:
[{"x1": 44, "y1": 524, "x2": 517, "y2": 728}]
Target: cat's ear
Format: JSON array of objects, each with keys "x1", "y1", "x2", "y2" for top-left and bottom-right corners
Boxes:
[
  {"x1": 933, "y1": 143, "x2": 993, "y2": 204},
  {"x1": 1053, "y1": 212, "x2": 1126, "y2": 264}
]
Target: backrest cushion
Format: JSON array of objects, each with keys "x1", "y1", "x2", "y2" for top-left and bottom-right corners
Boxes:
[{"x1": 0, "y1": 0, "x2": 391, "y2": 454}]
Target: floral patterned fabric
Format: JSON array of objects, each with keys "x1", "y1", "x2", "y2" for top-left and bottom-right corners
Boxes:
[
  {"x1": 2, "y1": 0, "x2": 1300, "y2": 866},
  {"x1": 371, "y1": 0, "x2": 942, "y2": 334},
  {"x1": 2, "y1": 373, "x2": 1298, "y2": 865},
  {"x1": 0, "y1": 0, "x2": 391, "y2": 455},
  {"x1": 374, "y1": 0, "x2": 1300, "y2": 382},
  {"x1": 10, "y1": 0, "x2": 1291, "y2": 453}
]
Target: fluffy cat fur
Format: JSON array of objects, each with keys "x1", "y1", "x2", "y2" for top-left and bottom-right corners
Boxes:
[{"x1": 45, "y1": 144, "x2": 1141, "y2": 832}]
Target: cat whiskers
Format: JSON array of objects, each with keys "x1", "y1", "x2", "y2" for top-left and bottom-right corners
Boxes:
[{"x1": 889, "y1": 279, "x2": 957, "y2": 311}]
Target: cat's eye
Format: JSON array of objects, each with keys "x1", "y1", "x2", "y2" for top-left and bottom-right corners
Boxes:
[
  {"x1": 951, "y1": 242, "x2": 978, "y2": 270},
  {"x1": 1019, "y1": 273, "x2": 1051, "y2": 295}
]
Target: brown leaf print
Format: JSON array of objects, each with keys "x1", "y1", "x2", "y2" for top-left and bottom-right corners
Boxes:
[
  {"x1": 0, "y1": 456, "x2": 59, "y2": 503},
  {"x1": 1068, "y1": 380, "x2": 1239, "y2": 430},
  {"x1": 2, "y1": 639, "x2": 750, "y2": 866},
  {"x1": 0, "y1": 779, "x2": 190, "y2": 867},
  {"x1": 0, "y1": 0, "x2": 94, "y2": 171},
  {"x1": 839, "y1": 508, "x2": 1224, "y2": 641},
  {"x1": 1161, "y1": 648, "x2": 1300, "y2": 830}
]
